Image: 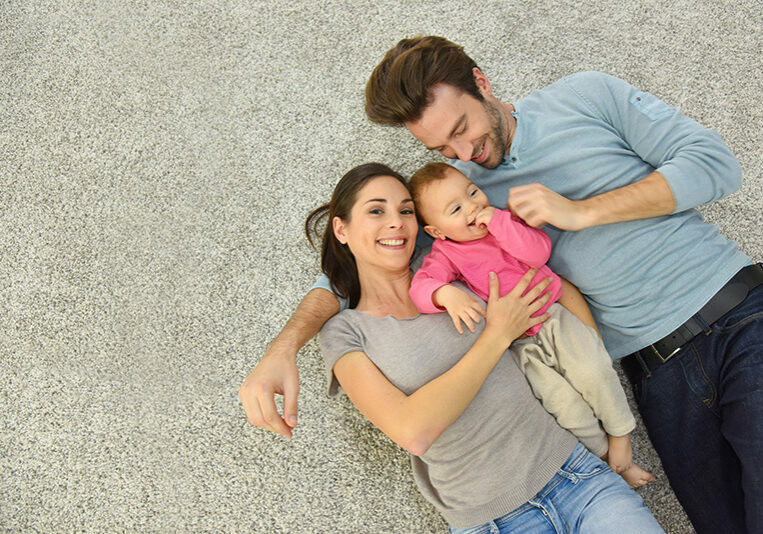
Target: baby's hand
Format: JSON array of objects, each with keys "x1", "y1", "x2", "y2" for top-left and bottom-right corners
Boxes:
[
  {"x1": 433, "y1": 284, "x2": 487, "y2": 334},
  {"x1": 474, "y1": 206, "x2": 496, "y2": 228}
]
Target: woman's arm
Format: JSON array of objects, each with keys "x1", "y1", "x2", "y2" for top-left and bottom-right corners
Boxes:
[{"x1": 334, "y1": 270, "x2": 552, "y2": 456}]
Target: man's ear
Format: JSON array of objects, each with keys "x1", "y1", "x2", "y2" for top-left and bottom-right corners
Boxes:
[
  {"x1": 424, "y1": 224, "x2": 447, "y2": 240},
  {"x1": 472, "y1": 67, "x2": 494, "y2": 98},
  {"x1": 333, "y1": 216, "x2": 348, "y2": 244}
]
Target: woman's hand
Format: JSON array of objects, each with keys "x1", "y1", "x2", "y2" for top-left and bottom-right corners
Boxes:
[{"x1": 483, "y1": 268, "x2": 552, "y2": 347}]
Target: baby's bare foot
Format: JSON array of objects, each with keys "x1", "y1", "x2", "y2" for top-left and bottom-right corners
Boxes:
[{"x1": 621, "y1": 464, "x2": 654, "y2": 488}]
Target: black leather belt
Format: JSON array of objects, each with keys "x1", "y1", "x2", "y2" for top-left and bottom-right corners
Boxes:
[{"x1": 621, "y1": 263, "x2": 763, "y2": 383}]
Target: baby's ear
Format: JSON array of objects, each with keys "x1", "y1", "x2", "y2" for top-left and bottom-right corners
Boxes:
[{"x1": 424, "y1": 225, "x2": 446, "y2": 240}]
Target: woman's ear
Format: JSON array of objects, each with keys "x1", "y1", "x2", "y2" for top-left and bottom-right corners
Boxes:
[
  {"x1": 472, "y1": 67, "x2": 494, "y2": 99},
  {"x1": 424, "y1": 224, "x2": 446, "y2": 240},
  {"x1": 333, "y1": 216, "x2": 348, "y2": 244}
]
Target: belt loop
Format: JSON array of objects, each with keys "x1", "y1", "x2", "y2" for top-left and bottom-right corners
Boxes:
[{"x1": 635, "y1": 351, "x2": 651, "y2": 378}]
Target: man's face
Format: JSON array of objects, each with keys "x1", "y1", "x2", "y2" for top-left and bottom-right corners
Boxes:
[{"x1": 404, "y1": 83, "x2": 510, "y2": 169}]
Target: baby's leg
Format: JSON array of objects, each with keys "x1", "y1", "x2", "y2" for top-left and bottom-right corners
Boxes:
[
  {"x1": 540, "y1": 303, "x2": 635, "y2": 438},
  {"x1": 512, "y1": 337, "x2": 609, "y2": 458},
  {"x1": 608, "y1": 434, "x2": 654, "y2": 488}
]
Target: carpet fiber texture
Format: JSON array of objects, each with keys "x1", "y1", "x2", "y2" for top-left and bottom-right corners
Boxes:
[{"x1": 1, "y1": 1, "x2": 761, "y2": 532}]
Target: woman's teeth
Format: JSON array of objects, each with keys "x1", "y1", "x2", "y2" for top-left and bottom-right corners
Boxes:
[{"x1": 379, "y1": 239, "x2": 404, "y2": 246}]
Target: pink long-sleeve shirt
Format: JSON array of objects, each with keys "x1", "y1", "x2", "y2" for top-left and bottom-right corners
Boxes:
[{"x1": 410, "y1": 209, "x2": 563, "y2": 336}]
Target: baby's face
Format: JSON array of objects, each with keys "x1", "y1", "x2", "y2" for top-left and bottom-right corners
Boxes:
[{"x1": 419, "y1": 168, "x2": 491, "y2": 242}]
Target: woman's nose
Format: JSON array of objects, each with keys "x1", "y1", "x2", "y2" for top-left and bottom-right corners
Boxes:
[{"x1": 388, "y1": 213, "x2": 404, "y2": 228}]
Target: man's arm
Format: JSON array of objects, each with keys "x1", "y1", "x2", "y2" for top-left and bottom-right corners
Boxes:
[
  {"x1": 239, "y1": 288, "x2": 340, "y2": 438},
  {"x1": 509, "y1": 72, "x2": 740, "y2": 230},
  {"x1": 508, "y1": 171, "x2": 675, "y2": 230}
]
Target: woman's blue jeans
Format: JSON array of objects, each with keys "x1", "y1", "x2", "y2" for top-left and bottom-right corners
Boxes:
[
  {"x1": 449, "y1": 443, "x2": 663, "y2": 534},
  {"x1": 630, "y1": 284, "x2": 763, "y2": 534}
]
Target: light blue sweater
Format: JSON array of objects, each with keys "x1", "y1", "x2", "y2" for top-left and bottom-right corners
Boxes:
[{"x1": 314, "y1": 72, "x2": 749, "y2": 358}]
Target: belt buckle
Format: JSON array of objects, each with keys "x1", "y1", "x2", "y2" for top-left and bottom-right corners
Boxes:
[{"x1": 648, "y1": 344, "x2": 681, "y2": 363}]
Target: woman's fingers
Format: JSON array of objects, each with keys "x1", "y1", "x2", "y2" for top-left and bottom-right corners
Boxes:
[
  {"x1": 487, "y1": 271, "x2": 500, "y2": 303},
  {"x1": 508, "y1": 267, "x2": 538, "y2": 297},
  {"x1": 522, "y1": 275, "x2": 553, "y2": 304},
  {"x1": 526, "y1": 285, "x2": 553, "y2": 313}
]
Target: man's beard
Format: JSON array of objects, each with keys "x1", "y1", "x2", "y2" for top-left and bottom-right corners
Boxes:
[{"x1": 480, "y1": 99, "x2": 510, "y2": 169}]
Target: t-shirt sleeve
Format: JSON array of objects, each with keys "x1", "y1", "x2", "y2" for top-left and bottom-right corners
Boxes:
[
  {"x1": 318, "y1": 313, "x2": 364, "y2": 396},
  {"x1": 309, "y1": 274, "x2": 349, "y2": 310}
]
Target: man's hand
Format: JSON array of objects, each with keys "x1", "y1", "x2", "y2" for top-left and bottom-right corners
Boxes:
[
  {"x1": 508, "y1": 173, "x2": 676, "y2": 230},
  {"x1": 433, "y1": 284, "x2": 487, "y2": 334},
  {"x1": 508, "y1": 183, "x2": 590, "y2": 230},
  {"x1": 473, "y1": 206, "x2": 496, "y2": 229},
  {"x1": 239, "y1": 341, "x2": 300, "y2": 439},
  {"x1": 238, "y1": 288, "x2": 340, "y2": 439}
]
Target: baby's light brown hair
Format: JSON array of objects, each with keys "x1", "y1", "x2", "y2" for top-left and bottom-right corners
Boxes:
[{"x1": 409, "y1": 161, "x2": 458, "y2": 225}]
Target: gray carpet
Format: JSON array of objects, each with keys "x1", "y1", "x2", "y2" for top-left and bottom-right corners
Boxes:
[{"x1": 1, "y1": 1, "x2": 760, "y2": 532}]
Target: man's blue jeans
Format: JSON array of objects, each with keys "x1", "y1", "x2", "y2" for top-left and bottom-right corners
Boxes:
[
  {"x1": 449, "y1": 443, "x2": 663, "y2": 533},
  {"x1": 630, "y1": 283, "x2": 763, "y2": 534}
]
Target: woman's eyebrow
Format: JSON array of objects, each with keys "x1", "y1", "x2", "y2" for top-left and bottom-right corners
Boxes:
[{"x1": 364, "y1": 198, "x2": 414, "y2": 204}]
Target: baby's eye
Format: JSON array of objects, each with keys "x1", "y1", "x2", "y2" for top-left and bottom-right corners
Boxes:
[
  {"x1": 469, "y1": 188, "x2": 478, "y2": 197},
  {"x1": 451, "y1": 205, "x2": 461, "y2": 215}
]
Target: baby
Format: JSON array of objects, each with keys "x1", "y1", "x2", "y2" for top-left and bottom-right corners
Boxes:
[{"x1": 409, "y1": 162, "x2": 653, "y2": 488}]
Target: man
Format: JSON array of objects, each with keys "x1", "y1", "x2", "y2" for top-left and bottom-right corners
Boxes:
[{"x1": 240, "y1": 36, "x2": 762, "y2": 533}]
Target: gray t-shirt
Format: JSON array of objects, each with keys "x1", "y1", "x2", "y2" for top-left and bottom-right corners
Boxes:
[{"x1": 319, "y1": 290, "x2": 577, "y2": 529}]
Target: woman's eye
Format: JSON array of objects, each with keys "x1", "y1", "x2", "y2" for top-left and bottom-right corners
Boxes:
[
  {"x1": 370, "y1": 208, "x2": 383, "y2": 215},
  {"x1": 401, "y1": 208, "x2": 414, "y2": 215}
]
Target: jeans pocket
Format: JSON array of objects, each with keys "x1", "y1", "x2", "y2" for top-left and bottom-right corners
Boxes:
[
  {"x1": 632, "y1": 373, "x2": 647, "y2": 408},
  {"x1": 561, "y1": 446, "x2": 610, "y2": 480},
  {"x1": 449, "y1": 523, "x2": 495, "y2": 534}
]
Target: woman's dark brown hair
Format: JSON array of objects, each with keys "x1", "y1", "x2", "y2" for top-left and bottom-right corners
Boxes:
[{"x1": 305, "y1": 163, "x2": 409, "y2": 308}]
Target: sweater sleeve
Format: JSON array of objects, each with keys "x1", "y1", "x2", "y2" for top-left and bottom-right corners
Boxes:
[
  {"x1": 486, "y1": 209, "x2": 551, "y2": 268},
  {"x1": 563, "y1": 71, "x2": 742, "y2": 213},
  {"x1": 409, "y1": 244, "x2": 460, "y2": 314}
]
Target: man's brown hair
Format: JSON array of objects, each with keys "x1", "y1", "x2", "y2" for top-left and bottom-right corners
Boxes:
[{"x1": 365, "y1": 36, "x2": 481, "y2": 126}]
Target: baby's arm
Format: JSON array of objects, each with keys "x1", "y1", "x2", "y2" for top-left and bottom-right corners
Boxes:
[
  {"x1": 483, "y1": 208, "x2": 552, "y2": 267},
  {"x1": 432, "y1": 284, "x2": 486, "y2": 334},
  {"x1": 410, "y1": 248, "x2": 486, "y2": 333}
]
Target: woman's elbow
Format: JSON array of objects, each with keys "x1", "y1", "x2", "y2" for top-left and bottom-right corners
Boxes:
[
  {"x1": 398, "y1": 426, "x2": 438, "y2": 456},
  {"x1": 402, "y1": 436, "x2": 432, "y2": 457}
]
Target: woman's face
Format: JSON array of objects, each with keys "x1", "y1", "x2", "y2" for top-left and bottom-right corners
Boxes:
[{"x1": 333, "y1": 175, "x2": 418, "y2": 272}]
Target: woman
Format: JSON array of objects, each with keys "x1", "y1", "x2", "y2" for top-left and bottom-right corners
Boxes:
[{"x1": 309, "y1": 163, "x2": 663, "y2": 533}]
